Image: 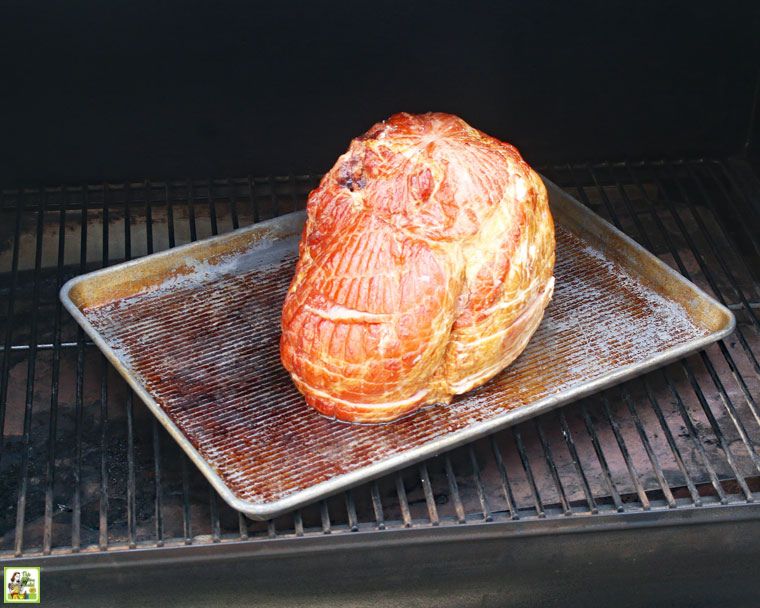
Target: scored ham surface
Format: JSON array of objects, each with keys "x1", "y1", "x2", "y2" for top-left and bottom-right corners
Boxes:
[{"x1": 280, "y1": 112, "x2": 555, "y2": 423}]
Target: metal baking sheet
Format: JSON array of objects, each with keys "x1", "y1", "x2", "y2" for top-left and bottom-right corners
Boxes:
[{"x1": 60, "y1": 178, "x2": 735, "y2": 520}]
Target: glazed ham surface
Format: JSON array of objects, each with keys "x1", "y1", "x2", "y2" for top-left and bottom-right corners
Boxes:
[{"x1": 280, "y1": 112, "x2": 555, "y2": 423}]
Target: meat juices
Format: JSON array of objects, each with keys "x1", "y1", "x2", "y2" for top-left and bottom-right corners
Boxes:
[{"x1": 280, "y1": 112, "x2": 555, "y2": 423}]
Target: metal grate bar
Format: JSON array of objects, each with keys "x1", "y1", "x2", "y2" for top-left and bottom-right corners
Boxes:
[
  {"x1": 124, "y1": 186, "x2": 138, "y2": 549},
  {"x1": 621, "y1": 391, "x2": 676, "y2": 508},
  {"x1": 247, "y1": 175, "x2": 260, "y2": 224},
  {"x1": 418, "y1": 463, "x2": 439, "y2": 525},
  {"x1": 187, "y1": 181, "x2": 198, "y2": 243},
  {"x1": 370, "y1": 482, "x2": 385, "y2": 530},
  {"x1": 229, "y1": 181, "x2": 240, "y2": 230},
  {"x1": 293, "y1": 510, "x2": 304, "y2": 537},
  {"x1": 126, "y1": 391, "x2": 137, "y2": 548},
  {"x1": 181, "y1": 454, "x2": 192, "y2": 544},
  {"x1": 145, "y1": 179, "x2": 155, "y2": 255},
  {"x1": 489, "y1": 435, "x2": 519, "y2": 519},
  {"x1": 71, "y1": 186, "x2": 89, "y2": 552},
  {"x1": 395, "y1": 474, "x2": 412, "y2": 528},
  {"x1": 580, "y1": 403, "x2": 623, "y2": 512},
  {"x1": 319, "y1": 501, "x2": 331, "y2": 534},
  {"x1": 533, "y1": 419, "x2": 572, "y2": 515},
  {"x1": 124, "y1": 183, "x2": 132, "y2": 259},
  {"x1": 556, "y1": 411, "x2": 597, "y2": 513},
  {"x1": 468, "y1": 445, "x2": 493, "y2": 522},
  {"x1": 145, "y1": 184, "x2": 165, "y2": 548},
  {"x1": 344, "y1": 490, "x2": 359, "y2": 532},
  {"x1": 443, "y1": 455, "x2": 466, "y2": 524},
  {"x1": 43, "y1": 194, "x2": 67, "y2": 554},
  {"x1": 268, "y1": 176, "x2": 280, "y2": 219},
  {"x1": 289, "y1": 173, "x2": 299, "y2": 218},
  {"x1": 210, "y1": 491, "x2": 222, "y2": 542},
  {"x1": 13, "y1": 190, "x2": 45, "y2": 556},
  {"x1": 0, "y1": 343, "x2": 89, "y2": 353},
  {"x1": 98, "y1": 186, "x2": 110, "y2": 551},
  {"x1": 152, "y1": 419, "x2": 164, "y2": 546},
  {"x1": 165, "y1": 183, "x2": 176, "y2": 248},
  {"x1": 512, "y1": 427, "x2": 545, "y2": 517},
  {"x1": 239, "y1": 512, "x2": 249, "y2": 539},
  {"x1": 97, "y1": 357, "x2": 110, "y2": 545},
  {"x1": 0, "y1": 193, "x2": 23, "y2": 465},
  {"x1": 178, "y1": 180, "x2": 198, "y2": 546},
  {"x1": 208, "y1": 179, "x2": 219, "y2": 236}
]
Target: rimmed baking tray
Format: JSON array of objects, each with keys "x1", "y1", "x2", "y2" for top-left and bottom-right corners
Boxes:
[{"x1": 60, "y1": 178, "x2": 735, "y2": 520}]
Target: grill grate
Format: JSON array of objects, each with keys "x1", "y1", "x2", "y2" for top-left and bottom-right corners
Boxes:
[{"x1": 0, "y1": 159, "x2": 758, "y2": 558}]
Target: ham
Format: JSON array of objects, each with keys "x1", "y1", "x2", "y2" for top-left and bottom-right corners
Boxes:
[{"x1": 280, "y1": 112, "x2": 555, "y2": 423}]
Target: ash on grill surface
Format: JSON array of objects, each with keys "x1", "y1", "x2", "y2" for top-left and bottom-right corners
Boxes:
[{"x1": 0, "y1": 160, "x2": 758, "y2": 557}]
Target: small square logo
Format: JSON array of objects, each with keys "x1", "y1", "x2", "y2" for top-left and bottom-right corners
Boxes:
[{"x1": 3, "y1": 567, "x2": 40, "y2": 603}]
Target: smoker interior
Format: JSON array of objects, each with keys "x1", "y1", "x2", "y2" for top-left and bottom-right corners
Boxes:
[
  {"x1": 0, "y1": 159, "x2": 758, "y2": 553},
  {"x1": 1, "y1": 2, "x2": 760, "y2": 605}
]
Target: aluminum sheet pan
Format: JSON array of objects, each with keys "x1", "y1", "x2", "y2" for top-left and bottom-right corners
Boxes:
[{"x1": 60, "y1": 178, "x2": 735, "y2": 519}]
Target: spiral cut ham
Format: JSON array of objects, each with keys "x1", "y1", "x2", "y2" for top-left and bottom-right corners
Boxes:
[{"x1": 280, "y1": 112, "x2": 555, "y2": 423}]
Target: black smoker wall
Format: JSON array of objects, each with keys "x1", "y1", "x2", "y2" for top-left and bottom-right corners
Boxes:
[{"x1": 1, "y1": 0, "x2": 758, "y2": 186}]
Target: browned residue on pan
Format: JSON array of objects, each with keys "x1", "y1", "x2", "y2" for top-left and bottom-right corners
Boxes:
[{"x1": 83, "y1": 223, "x2": 708, "y2": 505}]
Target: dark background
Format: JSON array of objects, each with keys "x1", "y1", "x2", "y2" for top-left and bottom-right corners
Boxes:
[{"x1": 1, "y1": 0, "x2": 758, "y2": 186}]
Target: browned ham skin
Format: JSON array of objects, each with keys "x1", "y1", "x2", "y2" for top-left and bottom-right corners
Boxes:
[{"x1": 280, "y1": 112, "x2": 555, "y2": 423}]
